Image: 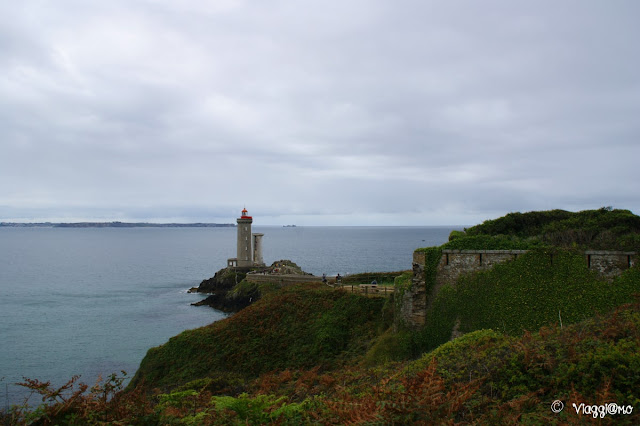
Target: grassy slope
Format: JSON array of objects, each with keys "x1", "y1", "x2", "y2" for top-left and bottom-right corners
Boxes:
[
  {"x1": 330, "y1": 301, "x2": 640, "y2": 424},
  {"x1": 130, "y1": 283, "x2": 390, "y2": 391},
  {"x1": 16, "y1": 300, "x2": 638, "y2": 424},
  {"x1": 177, "y1": 303, "x2": 640, "y2": 424}
]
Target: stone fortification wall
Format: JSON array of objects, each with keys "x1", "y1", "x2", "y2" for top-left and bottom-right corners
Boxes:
[
  {"x1": 400, "y1": 249, "x2": 637, "y2": 329},
  {"x1": 586, "y1": 251, "x2": 636, "y2": 280},
  {"x1": 396, "y1": 260, "x2": 429, "y2": 329},
  {"x1": 245, "y1": 273, "x2": 322, "y2": 286},
  {"x1": 434, "y1": 250, "x2": 529, "y2": 291},
  {"x1": 400, "y1": 250, "x2": 528, "y2": 329}
]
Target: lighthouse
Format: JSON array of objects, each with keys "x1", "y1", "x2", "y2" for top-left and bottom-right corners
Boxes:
[
  {"x1": 236, "y1": 208, "x2": 253, "y2": 267},
  {"x1": 227, "y1": 207, "x2": 265, "y2": 268}
]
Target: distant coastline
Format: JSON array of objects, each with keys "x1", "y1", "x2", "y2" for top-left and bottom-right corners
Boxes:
[{"x1": 0, "y1": 222, "x2": 236, "y2": 228}]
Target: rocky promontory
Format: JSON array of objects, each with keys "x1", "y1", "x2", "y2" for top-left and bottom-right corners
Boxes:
[{"x1": 191, "y1": 260, "x2": 312, "y2": 312}]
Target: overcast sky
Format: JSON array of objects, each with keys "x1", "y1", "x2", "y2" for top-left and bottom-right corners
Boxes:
[{"x1": 1, "y1": 1, "x2": 638, "y2": 226}]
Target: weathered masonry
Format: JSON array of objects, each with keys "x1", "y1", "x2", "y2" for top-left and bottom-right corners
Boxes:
[
  {"x1": 399, "y1": 249, "x2": 637, "y2": 329},
  {"x1": 245, "y1": 273, "x2": 323, "y2": 286},
  {"x1": 585, "y1": 250, "x2": 636, "y2": 279}
]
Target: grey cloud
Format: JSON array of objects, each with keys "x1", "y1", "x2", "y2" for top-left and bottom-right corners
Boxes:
[{"x1": 0, "y1": 1, "x2": 639, "y2": 225}]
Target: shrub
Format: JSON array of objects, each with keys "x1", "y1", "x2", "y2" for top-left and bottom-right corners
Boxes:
[
  {"x1": 441, "y1": 234, "x2": 543, "y2": 250},
  {"x1": 448, "y1": 230, "x2": 466, "y2": 241},
  {"x1": 130, "y1": 284, "x2": 387, "y2": 391},
  {"x1": 463, "y1": 208, "x2": 640, "y2": 250}
]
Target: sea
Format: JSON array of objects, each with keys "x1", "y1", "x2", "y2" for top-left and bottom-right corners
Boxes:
[{"x1": 0, "y1": 225, "x2": 456, "y2": 407}]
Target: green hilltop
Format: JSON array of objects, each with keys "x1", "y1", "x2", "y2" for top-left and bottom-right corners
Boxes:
[
  {"x1": 452, "y1": 206, "x2": 640, "y2": 251},
  {"x1": 4, "y1": 208, "x2": 640, "y2": 424}
]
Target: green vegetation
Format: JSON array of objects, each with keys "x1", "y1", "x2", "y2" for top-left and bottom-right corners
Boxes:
[
  {"x1": 6, "y1": 302, "x2": 640, "y2": 424},
  {"x1": 129, "y1": 283, "x2": 390, "y2": 391},
  {"x1": 226, "y1": 280, "x2": 278, "y2": 302},
  {"x1": 418, "y1": 246, "x2": 442, "y2": 295},
  {"x1": 461, "y1": 207, "x2": 640, "y2": 250},
  {"x1": 454, "y1": 249, "x2": 636, "y2": 334},
  {"x1": 340, "y1": 271, "x2": 405, "y2": 285},
  {"x1": 380, "y1": 208, "x2": 640, "y2": 362},
  {"x1": 5, "y1": 207, "x2": 639, "y2": 424},
  {"x1": 447, "y1": 229, "x2": 467, "y2": 241},
  {"x1": 402, "y1": 307, "x2": 640, "y2": 423},
  {"x1": 402, "y1": 249, "x2": 640, "y2": 357},
  {"x1": 441, "y1": 234, "x2": 544, "y2": 250},
  {"x1": 193, "y1": 261, "x2": 308, "y2": 311},
  {"x1": 392, "y1": 270, "x2": 412, "y2": 314},
  {"x1": 377, "y1": 208, "x2": 640, "y2": 359}
]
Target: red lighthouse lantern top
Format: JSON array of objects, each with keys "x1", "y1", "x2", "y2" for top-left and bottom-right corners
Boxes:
[{"x1": 241, "y1": 207, "x2": 252, "y2": 219}]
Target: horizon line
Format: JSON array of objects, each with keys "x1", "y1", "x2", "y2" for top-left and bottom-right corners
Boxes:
[{"x1": 0, "y1": 221, "x2": 467, "y2": 228}]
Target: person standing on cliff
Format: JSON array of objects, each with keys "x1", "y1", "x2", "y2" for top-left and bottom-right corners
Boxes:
[{"x1": 322, "y1": 273, "x2": 327, "y2": 284}]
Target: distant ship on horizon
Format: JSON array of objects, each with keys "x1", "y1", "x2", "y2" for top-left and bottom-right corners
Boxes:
[{"x1": 283, "y1": 224, "x2": 297, "y2": 227}]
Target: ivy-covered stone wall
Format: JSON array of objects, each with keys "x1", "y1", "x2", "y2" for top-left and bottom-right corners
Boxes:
[{"x1": 398, "y1": 249, "x2": 637, "y2": 329}]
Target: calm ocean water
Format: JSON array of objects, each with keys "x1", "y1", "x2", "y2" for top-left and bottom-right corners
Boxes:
[{"x1": 0, "y1": 225, "x2": 454, "y2": 406}]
